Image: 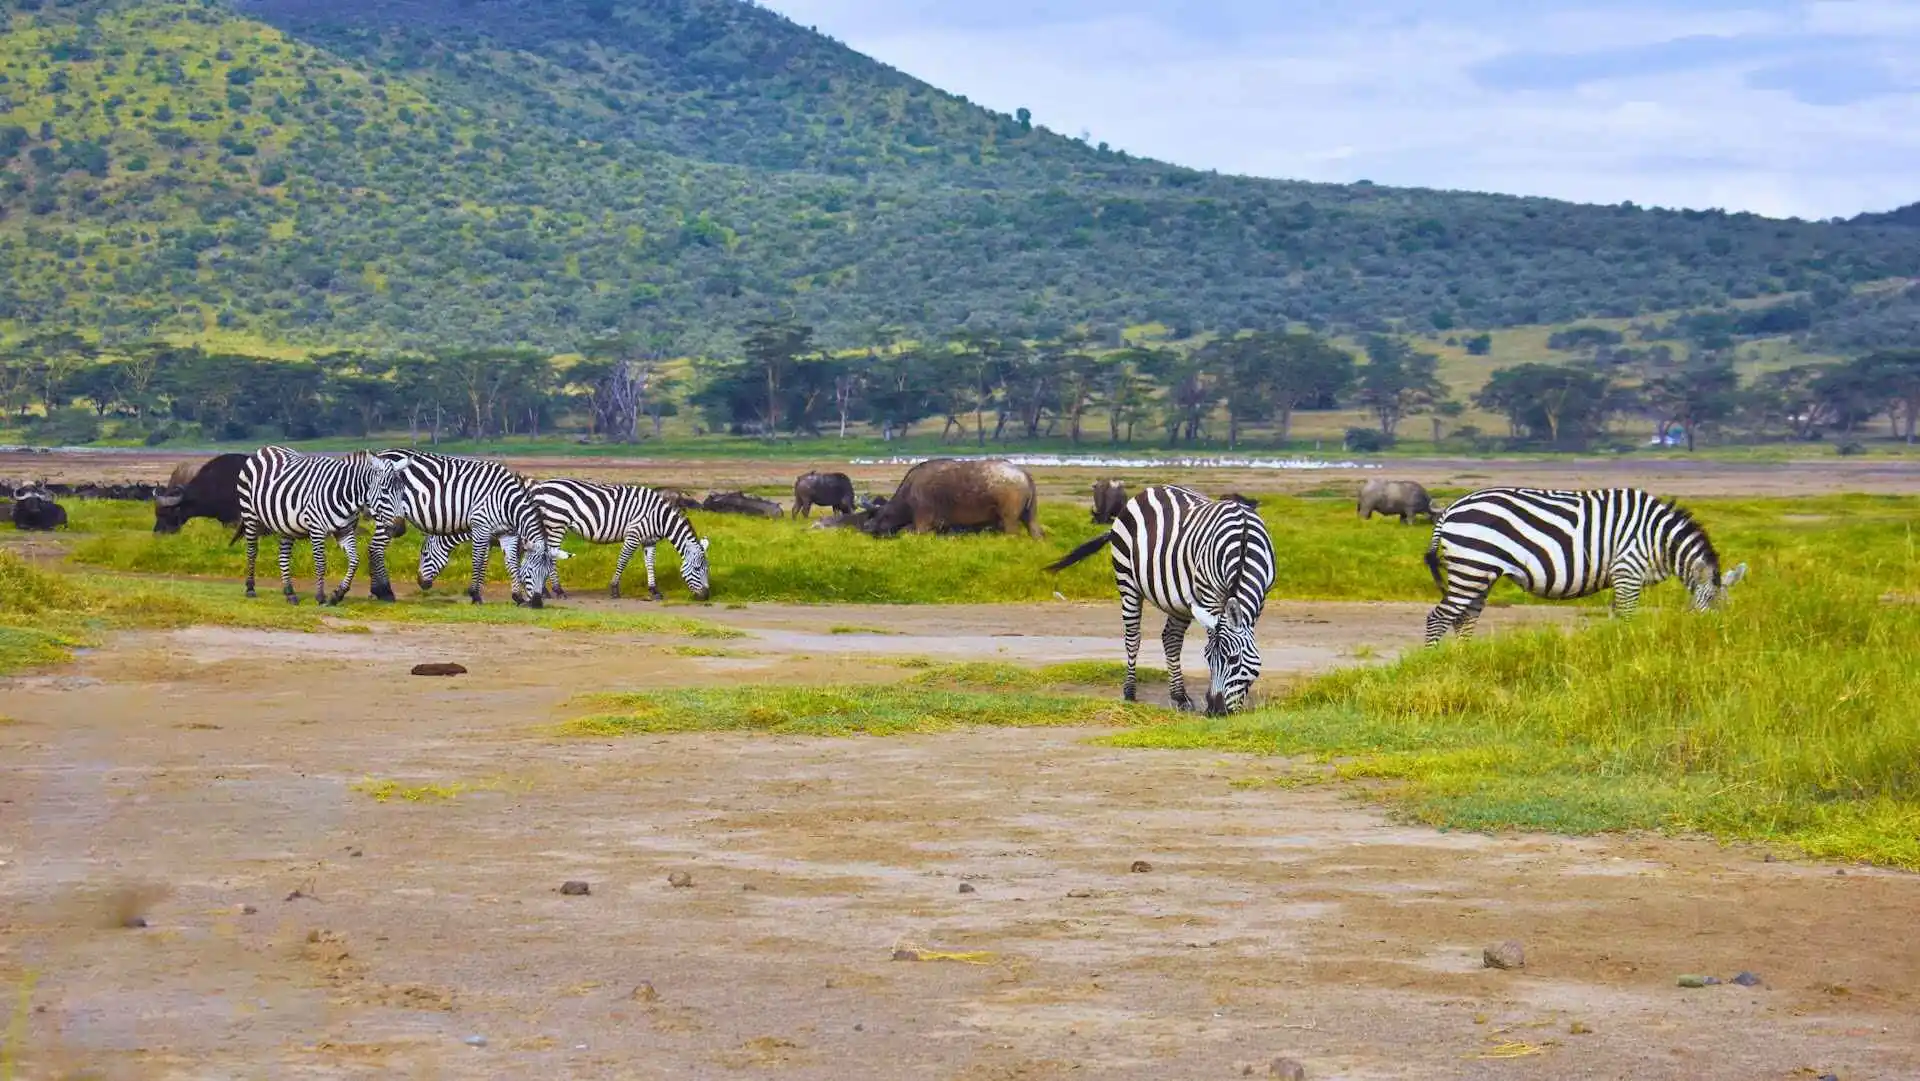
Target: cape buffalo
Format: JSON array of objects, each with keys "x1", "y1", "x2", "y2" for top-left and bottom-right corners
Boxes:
[
  {"x1": 701, "y1": 491, "x2": 784, "y2": 518},
  {"x1": 11, "y1": 491, "x2": 68, "y2": 531},
  {"x1": 1091, "y1": 479, "x2": 1127, "y2": 524},
  {"x1": 864, "y1": 458, "x2": 1042, "y2": 538},
  {"x1": 153, "y1": 452, "x2": 251, "y2": 535},
  {"x1": 1358, "y1": 478, "x2": 1435, "y2": 524},
  {"x1": 792, "y1": 470, "x2": 857, "y2": 518}
]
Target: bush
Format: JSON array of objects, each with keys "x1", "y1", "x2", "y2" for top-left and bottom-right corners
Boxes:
[{"x1": 1343, "y1": 427, "x2": 1394, "y2": 453}]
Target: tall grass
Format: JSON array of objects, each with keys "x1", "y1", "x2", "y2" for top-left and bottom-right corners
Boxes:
[
  {"x1": 1109, "y1": 554, "x2": 1920, "y2": 868},
  {"x1": 59, "y1": 494, "x2": 1920, "y2": 606}
]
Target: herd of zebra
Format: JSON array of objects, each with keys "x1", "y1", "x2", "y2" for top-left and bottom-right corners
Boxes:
[
  {"x1": 228, "y1": 444, "x2": 1748, "y2": 719},
  {"x1": 235, "y1": 446, "x2": 708, "y2": 610}
]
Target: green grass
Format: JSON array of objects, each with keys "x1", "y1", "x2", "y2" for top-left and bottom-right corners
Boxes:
[
  {"x1": 559, "y1": 684, "x2": 1172, "y2": 738},
  {"x1": 1105, "y1": 558, "x2": 1920, "y2": 868},
  {"x1": 903, "y1": 659, "x2": 1168, "y2": 690},
  {"x1": 58, "y1": 493, "x2": 1920, "y2": 607}
]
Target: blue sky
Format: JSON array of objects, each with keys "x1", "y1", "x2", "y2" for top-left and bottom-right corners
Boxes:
[{"x1": 757, "y1": 0, "x2": 1920, "y2": 219}]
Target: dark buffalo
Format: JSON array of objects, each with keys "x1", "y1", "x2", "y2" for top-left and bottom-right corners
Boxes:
[
  {"x1": 1357, "y1": 478, "x2": 1435, "y2": 524},
  {"x1": 11, "y1": 492, "x2": 68, "y2": 531},
  {"x1": 153, "y1": 453, "x2": 251, "y2": 535},
  {"x1": 792, "y1": 470, "x2": 857, "y2": 518},
  {"x1": 660, "y1": 488, "x2": 702, "y2": 511},
  {"x1": 702, "y1": 490, "x2": 784, "y2": 518},
  {"x1": 865, "y1": 458, "x2": 1042, "y2": 538},
  {"x1": 809, "y1": 508, "x2": 876, "y2": 530},
  {"x1": 1090, "y1": 479, "x2": 1127, "y2": 524}
]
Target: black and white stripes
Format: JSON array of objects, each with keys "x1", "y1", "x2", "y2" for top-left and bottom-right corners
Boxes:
[
  {"x1": 236, "y1": 445, "x2": 400, "y2": 605},
  {"x1": 1048, "y1": 485, "x2": 1276, "y2": 715},
  {"x1": 1423, "y1": 486, "x2": 1748, "y2": 644},
  {"x1": 369, "y1": 449, "x2": 560, "y2": 607},
  {"x1": 528, "y1": 479, "x2": 711, "y2": 600}
]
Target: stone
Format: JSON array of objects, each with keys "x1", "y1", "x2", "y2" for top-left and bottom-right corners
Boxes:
[
  {"x1": 891, "y1": 948, "x2": 921, "y2": 962},
  {"x1": 1129, "y1": 860, "x2": 1152, "y2": 873},
  {"x1": 1269, "y1": 1056, "x2": 1308, "y2": 1079},
  {"x1": 631, "y1": 982, "x2": 659, "y2": 1003},
  {"x1": 1482, "y1": 941, "x2": 1525, "y2": 970},
  {"x1": 958, "y1": 883, "x2": 976, "y2": 894},
  {"x1": 1066, "y1": 888, "x2": 1093, "y2": 898},
  {"x1": 559, "y1": 880, "x2": 591, "y2": 896},
  {"x1": 463, "y1": 1035, "x2": 487, "y2": 1047},
  {"x1": 667, "y1": 871, "x2": 693, "y2": 888},
  {"x1": 411, "y1": 662, "x2": 468, "y2": 676},
  {"x1": 238, "y1": 903, "x2": 257, "y2": 915},
  {"x1": 1732, "y1": 971, "x2": 1762, "y2": 987},
  {"x1": 1677, "y1": 974, "x2": 1709, "y2": 988},
  {"x1": 123, "y1": 916, "x2": 148, "y2": 929}
]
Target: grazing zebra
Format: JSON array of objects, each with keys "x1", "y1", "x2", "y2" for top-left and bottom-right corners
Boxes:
[
  {"x1": 368, "y1": 449, "x2": 561, "y2": 607},
  {"x1": 526, "y1": 479, "x2": 712, "y2": 601},
  {"x1": 236, "y1": 445, "x2": 400, "y2": 605},
  {"x1": 1422, "y1": 486, "x2": 1749, "y2": 644},
  {"x1": 1046, "y1": 485, "x2": 1276, "y2": 715}
]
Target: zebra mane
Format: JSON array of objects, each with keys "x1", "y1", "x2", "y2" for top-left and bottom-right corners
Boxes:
[{"x1": 1659, "y1": 496, "x2": 1719, "y2": 570}]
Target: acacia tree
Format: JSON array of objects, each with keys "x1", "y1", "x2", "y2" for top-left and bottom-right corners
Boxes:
[
  {"x1": 1357, "y1": 336, "x2": 1448, "y2": 437},
  {"x1": 1644, "y1": 360, "x2": 1740, "y2": 451},
  {"x1": 1262, "y1": 330, "x2": 1355, "y2": 443},
  {"x1": 740, "y1": 316, "x2": 815, "y2": 438},
  {"x1": 1475, "y1": 363, "x2": 1613, "y2": 448}
]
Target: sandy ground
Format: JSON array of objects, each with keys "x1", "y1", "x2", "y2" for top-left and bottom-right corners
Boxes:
[
  {"x1": 3, "y1": 599, "x2": 1917, "y2": 1080},
  {"x1": 6, "y1": 446, "x2": 1920, "y2": 501}
]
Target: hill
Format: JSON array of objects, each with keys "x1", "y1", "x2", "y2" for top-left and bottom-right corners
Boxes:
[{"x1": 2, "y1": 0, "x2": 1918, "y2": 353}]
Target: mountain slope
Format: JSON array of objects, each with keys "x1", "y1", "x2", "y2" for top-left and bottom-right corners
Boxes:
[{"x1": 2, "y1": 0, "x2": 1918, "y2": 352}]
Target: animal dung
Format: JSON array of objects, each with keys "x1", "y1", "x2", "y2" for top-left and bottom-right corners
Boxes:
[{"x1": 410, "y1": 662, "x2": 468, "y2": 677}]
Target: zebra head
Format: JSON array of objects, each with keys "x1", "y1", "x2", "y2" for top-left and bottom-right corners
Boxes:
[
  {"x1": 1200, "y1": 601, "x2": 1262, "y2": 716},
  {"x1": 1687, "y1": 559, "x2": 1749, "y2": 611},
  {"x1": 677, "y1": 535, "x2": 713, "y2": 601},
  {"x1": 514, "y1": 534, "x2": 564, "y2": 609}
]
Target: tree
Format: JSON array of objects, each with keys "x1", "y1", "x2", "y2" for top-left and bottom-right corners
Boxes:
[
  {"x1": 1260, "y1": 331, "x2": 1355, "y2": 444},
  {"x1": 740, "y1": 316, "x2": 816, "y2": 438},
  {"x1": 1853, "y1": 349, "x2": 1920, "y2": 443},
  {"x1": 1475, "y1": 363, "x2": 1613, "y2": 448},
  {"x1": 1357, "y1": 336, "x2": 1448, "y2": 437},
  {"x1": 1644, "y1": 360, "x2": 1740, "y2": 451}
]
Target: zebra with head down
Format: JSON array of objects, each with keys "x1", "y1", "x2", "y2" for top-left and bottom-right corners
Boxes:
[{"x1": 368, "y1": 449, "x2": 561, "y2": 607}]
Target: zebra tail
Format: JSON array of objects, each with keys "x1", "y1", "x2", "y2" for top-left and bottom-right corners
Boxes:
[
  {"x1": 1423, "y1": 531, "x2": 1445, "y2": 594},
  {"x1": 1045, "y1": 532, "x2": 1113, "y2": 573}
]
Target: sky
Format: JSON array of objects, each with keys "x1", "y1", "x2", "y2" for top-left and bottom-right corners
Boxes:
[{"x1": 755, "y1": 0, "x2": 1920, "y2": 220}]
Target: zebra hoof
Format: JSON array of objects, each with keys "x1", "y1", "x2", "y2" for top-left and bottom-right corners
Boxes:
[
  {"x1": 527, "y1": 595, "x2": 544, "y2": 610},
  {"x1": 1122, "y1": 686, "x2": 1137, "y2": 702},
  {"x1": 648, "y1": 588, "x2": 664, "y2": 602},
  {"x1": 608, "y1": 586, "x2": 622, "y2": 600},
  {"x1": 245, "y1": 589, "x2": 257, "y2": 599},
  {"x1": 371, "y1": 583, "x2": 396, "y2": 602},
  {"x1": 467, "y1": 590, "x2": 483, "y2": 605},
  {"x1": 284, "y1": 594, "x2": 301, "y2": 606}
]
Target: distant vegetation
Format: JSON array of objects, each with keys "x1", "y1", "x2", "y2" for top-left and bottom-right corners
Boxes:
[{"x1": 0, "y1": 0, "x2": 1917, "y2": 357}]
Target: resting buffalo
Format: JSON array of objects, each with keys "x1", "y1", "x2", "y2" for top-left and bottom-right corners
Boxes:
[
  {"x1": 1357, "y1": 478, "x2": 1435, "y2": 524},
  {"x1": 792, "y1": 470, "x2": 857, "y2": 518},
  {"x1": 660, "y1": 488, "x2": 702, "y2": 511},
  {"x1": 1091, "y1": 479, "x2": 1127, "y2": 524},
  {"x1": 11, "y1": 492, "x2": 68, "y2": 531},
  {"x1": 153, "y1": 453, "x2": 251, "y2": 535},
  {"x1": 864, "y1": 458, "x2": 1042, "y2": 538},
  {"x1": 702, "y1": 490, "x2": 784, "y2": 518}
]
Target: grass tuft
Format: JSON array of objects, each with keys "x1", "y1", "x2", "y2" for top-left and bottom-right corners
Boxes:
[
  {"x1": 349, "y1": 778, "x2": 469, "y2": 802},
  {"x1": 558, "y1": 684, "x2": 1172, "y2": 738}
]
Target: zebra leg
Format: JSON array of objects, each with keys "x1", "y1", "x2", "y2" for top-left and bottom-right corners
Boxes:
[
  {"x1": 369, "y1": 519, "x2": 396, "y2": 602},
  {"x1": 278, "y1": 537, "x2": 299, "y2": 604},
  {"x1": 329, "y1": 527, "x2": 360, "y2": 606},
  {"x1": 467, "y1": 526, "x2": 493, "y2": 604},
  {"x1": 244, "y1": 525, "x2": 260, "y2": 599},
  {"x1": 1119, "y1": 589, "x2": 1143, "y2": 702},
  {"x1": 1162, "y1": 614, "x2": 1194, "y2": 712},
  {"x1": 309, "y1": 529, "x2": 330, "y2": 606},
  {"x1": 1425, "y1": 566, "x2": 1495, "y2": 645},
  {"x1": 1610, "y1": 576, "x2": 1644, "y2": 619},
  {"x1": 607, "y1": 534, "x2": 640, "y2": 599},
  {"x1": 645, "y1": 543, "x2": 662, "y2": 601}
]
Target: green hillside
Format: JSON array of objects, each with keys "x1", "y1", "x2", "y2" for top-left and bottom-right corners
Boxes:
[{"x1": 2, "y1": 0, "x2": 1918, "y2": 353}]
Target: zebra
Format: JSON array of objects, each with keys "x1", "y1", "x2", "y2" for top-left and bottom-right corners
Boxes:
[
  {"x1": 1422, "y1": 486, "x2": 1749, "y2": 645},
  {"x1": 1045, "y1": 484, "x2": 1276, "y2": 715},
  {"x1": 235, "y1": 445, "x2": 401, "y2": 606},
  {"x1": 367, "y1": 449, "x2": 561, "y2": 607},
  {"x1": 525, "y1": 479, "x2": 712, "y2": 601}
]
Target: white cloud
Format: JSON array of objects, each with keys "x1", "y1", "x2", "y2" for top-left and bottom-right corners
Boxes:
[{"x1": 757, "y1": 0, "x2": 1920, "y2": 218}]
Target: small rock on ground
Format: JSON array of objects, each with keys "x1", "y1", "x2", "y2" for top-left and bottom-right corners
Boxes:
[
  {"x1": 559, "y1": 880, "x2": 591, "y2": 896},
  {"x1": 667, "y1": 871, "x2": 694, "y2": 888},
  {"x1": 631, "y1": 982, "x2": 659, "y2": 1003},
  {"x1": 122, "y1": 916, "x2": 148, "y2": 929},
  {"x1": 1129, "y1": 860, "x2": 1152, "y2": 873},
  {"x1": 462, "y1": 1035, "x2": 487, "y2": 1047},
  {"x1": 1066, "y1": 888, "x2": 1093, "y2": 898},
  {"x1": 1270, "y1": 1056, "x2": 1308, "y2": 1079},
  {"x1": 1732, "y1": 971, "x2": 1762, "y2": 986},
  {"x1": 958, "y1": 883, "x2": 976, "y2": 894},
  {"x1": 411, "y1": 662, "x2": 468, "y2": 676},
  {"x1": 1482, "y1": 941, "x2": 1525, "y2": 970}
]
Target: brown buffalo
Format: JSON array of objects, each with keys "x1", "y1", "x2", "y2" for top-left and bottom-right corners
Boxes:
[
  {"x1": 792, "y1": 470, "x2": 857, "y2": 518},
  {"x1": 864, "y1": 458, "x2": 1042, "y2": 538},
  {"x1": 11, "y1": 491, "x2": 68, "y2": 531},
  {"x1": 1357, "y1": 478, "x2": 1435, "y2": 524},
  {"x1": 1091, "y1": 479, "x2": 1127, "y2": 523}
]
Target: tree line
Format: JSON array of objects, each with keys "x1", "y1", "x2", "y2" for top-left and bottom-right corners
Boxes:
[{"x1": 3, "y1": 322, "x2": 1915, "y2": 452}]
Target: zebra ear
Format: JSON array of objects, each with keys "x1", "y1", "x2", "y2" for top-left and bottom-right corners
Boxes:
[
  {"x1": 1190, "y1": 606, "x2": 1219, "y2": 634},
  {"x1": 699, "y1": 537, "x2": 711, "y2": 551},
  {"x1": 1722, "y1": 562, "x2": 1747, "y2": 587}
]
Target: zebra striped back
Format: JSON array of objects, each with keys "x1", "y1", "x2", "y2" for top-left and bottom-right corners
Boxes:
[
  {"x1": 238, "y1": 445, "x2": 394, "y2": 538},
  {"x1": 369, "y1": 449, "x2": 557, "y2": 605},
  {"x1": 1424, "y1": 486, "x2": 1748, "y2": 643},
  {"x1": 529, "y1": 479, "x2": 711, "y2": 600}
]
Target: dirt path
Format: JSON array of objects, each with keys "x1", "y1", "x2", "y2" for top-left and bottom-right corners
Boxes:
[{"x1": 2, "y1": 605, "x2": 1916, "y2": 1080}]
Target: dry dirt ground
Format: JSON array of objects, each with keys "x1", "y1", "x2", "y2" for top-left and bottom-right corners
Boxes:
[
  {"x1": 7, "y1": 447, "x2": 1920, "y2": 502},
  {"x1": 3, "y1": 600, "x2": 1917, "y2": 1080}
]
